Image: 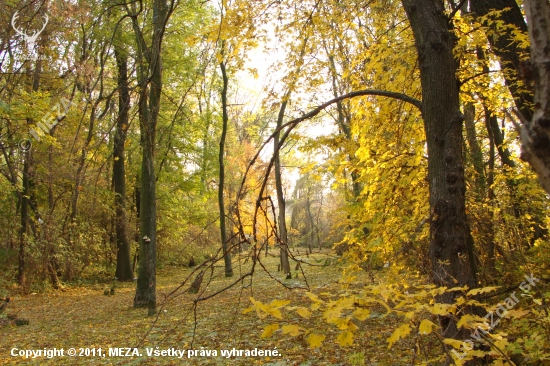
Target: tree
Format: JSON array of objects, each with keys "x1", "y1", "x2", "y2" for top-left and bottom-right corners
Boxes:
[
  {"x1": 274, "y1": 100, "x2": 291, "y2": 277},
  {"x1": 113, "y1": 44, "x2": 133, "y2": 281},
  {"x1": 470, "y1": 0, "x2": 533, "y2": 120},
  {"x1": 402, "y1": 0, "x2": 478, "y2": 360},
  {"x1": 128, "y1": 0, "x2": 177, "y2": 314},
  {"x1": 218, "y1": 53, "x2": 234, "y2": 278},
  {"x1": 519, "y1": 0, "x2": 550, "y2": 195},
  {"x1": 271, "y1": 39, "x2": 309, "y2": 276}
]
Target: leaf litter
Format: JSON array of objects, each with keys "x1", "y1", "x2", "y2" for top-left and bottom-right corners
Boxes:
[{"x1": 0, "y1": 251, "x2": 439, "y2": 365}]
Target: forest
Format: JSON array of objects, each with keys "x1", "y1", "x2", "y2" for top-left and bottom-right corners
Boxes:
[{"x1": 0, "y1": 0, "x2": 550, "y2": 364}]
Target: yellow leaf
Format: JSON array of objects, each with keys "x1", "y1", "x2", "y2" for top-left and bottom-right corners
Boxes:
[
  {"x1": 429, "y1": 287, "x2": 448, "y2": 296},
  {"x1": 242, "y1": 306, "x2": 254, "y2": 314},
  {"x1": 348, "y1": 321, "x2": 359, "y2": 333},
  {"x1": 336, "y1": 296, "x2": 355, "y2": 309},
  {"x1": 261, "y1": 324, "x2": 279, "y2": 338},
  {"x1": 443, "y1": 338, "x2": 464, "y2": 349},
  {"x1": 306, "y1": 292, "x2": 325, "y2": 303},
  {"x1": 296, "y1": 307, "x2": 311, "y2": 319},
  {"x1": 466, "y1": 286, "x2": 499, "y2": 296},
  {"x1": 267, "y1": 307, "x2": 283, "y2": 320},
  {"x1": 387, "y1": 323, "x2": 411, "y2": 348},
  {"x1": 507, "y1": 309, "x2": 530, "y2": 319},
  {"x1": 353, "y1": 308, "x2": 370, "y2": 321},
  {"x1": 495, "y1": 337, "x2": 509, "y2": 350},
  {"x1": 456, "y1": 314, "x2": 486, "y2": 329},
  {"x1": 431, "y1": 303, "x2": 456, "y2": 315},
  {"x1": 281, "y1": 324, "x2": 301, "y2": 336},
  {"x1": 446, "y1": 286, "x2": 468, "y2": 292},
  {"x1": 419, "y1": 319, "x2": 436, "y2": 335},
  {"x1": 330, "y1": 317, "x2": 352, "y2": 330},
  {"x1": 307, "y1": 333, "x2": 326, "y2": 349},
  {"x1": 323, "y1": 307, "x2": 342, "y2": 322},
  {"x1": 270, "y1": 299, "x2": 291, "y2": 307},
  {"x1": 337, "y1": 330, "x2": 354, "y2": 347}
]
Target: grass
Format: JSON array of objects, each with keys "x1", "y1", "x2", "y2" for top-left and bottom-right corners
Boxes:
[{"x1": 0, "y1": 250, "x2": 439, "y2": 365}]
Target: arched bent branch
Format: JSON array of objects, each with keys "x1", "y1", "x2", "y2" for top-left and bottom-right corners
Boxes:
[
  {"x1": 280, "y1": 89, "x2": 421, "y2": 127},
  {"x1": 234, "y1": 88, "x2": 422, "y2": 242}
]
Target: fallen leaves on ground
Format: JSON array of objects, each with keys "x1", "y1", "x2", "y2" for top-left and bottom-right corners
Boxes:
[{"x1": 0, "y1": 251, "x2": 440, "y2": 365}]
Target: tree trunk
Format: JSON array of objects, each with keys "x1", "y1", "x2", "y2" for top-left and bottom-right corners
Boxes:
[
  {"x1": 18, "y1": 152, "x2": 29, "y2": 285},
  {"x1": 134, "y1": 77, "x2": 157, "y2": 311},
  {"x1": 18, "y1": 60, "x2": 42, "y2": 285},
  {"x1": 401, "y1": 0, "x2": 478, "y2": 361},
  {"x1": 133, "y1": 0, "x2": 172, "y2": 315},
  {"x1": 520, "y1": 0, "x2": 550, "y2": 195},
  {"x1": 274, "y1": 101, "x2": 291, "y2": 277},
  {"x1": 219, "y1": 57, "x2": 233, "y2": 277},
  {"x1": 470, "y1": 0, "x2": 533, "y2": 120},
  {"x1": 464, "y1": 103, "x2": 486, "y2": 196},
  {"x1": 484, "y1": 108, "x2": 497, "y2": 277},
  {"x1": 113, "y1": 45, "x2": 133, "y2": 281},
  {"x1": 306, "y1": 191, "x2": 315, "y2": 254}
]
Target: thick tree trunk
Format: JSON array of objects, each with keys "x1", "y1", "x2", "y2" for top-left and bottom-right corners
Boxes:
[
  {"x1": 521, "y1": 0, "x2": 550, "y2": 195},
  {"x1": 134, "y1": 74, "x2": 152, "y2": 309},
  {"x1": 401, "y1": 0, "x2": 478, "y2": 361},
  {"x1": 219, "y1": 58, "x2": 233, "y2": 277},
  {"x1": 274, "y1": 101, "x2": 291, "y2": 277},
  {"x1": 133, "y1": 0, "x2": 171, "y2": 315},
  {"x1": 113, "y1": 46, "x2": 133, "y2": 281}
]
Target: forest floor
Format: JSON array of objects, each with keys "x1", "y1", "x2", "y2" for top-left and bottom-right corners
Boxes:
[{"x1": 0, "y1": 250, "x2": 439, "y2": 365}]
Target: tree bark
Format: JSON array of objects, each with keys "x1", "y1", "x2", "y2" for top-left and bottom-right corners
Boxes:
[
  {"x1": 18, "y1": 151, "x2": 29, "y2": 285},
  {"x1": 470, "y1": 0, "x2": 534, "y2": 120},
  {"x1": 484, "y1": 108, "x2": 497, "y2": 276},
  {"x1": 401, "y1": 0, "x2": 478, "y2": 361},
  {"x1": 520, "y1": 0, "x2": 550, "y2": 195},
  {"x1": 113, "y1": 45, "x2": 133, "y2": 281},
  {"x1": 132, "y1": 0, "x2": 173, "y2": 314},
  {"x1": 306, "y1": 185, "x2": 315, "y2": 254},
  {"x1": 464, "y1": 103, "x2": 486, "y2": 195},
  {"x1": 18, "y1": 60, "x2": 42, "y2": 285},
  {"x1": 274, "y1": 101, "x2": 291, "y2": 277},
  {"x1": 219, "y1": 57, "x2": 233, "y2": 277}
]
